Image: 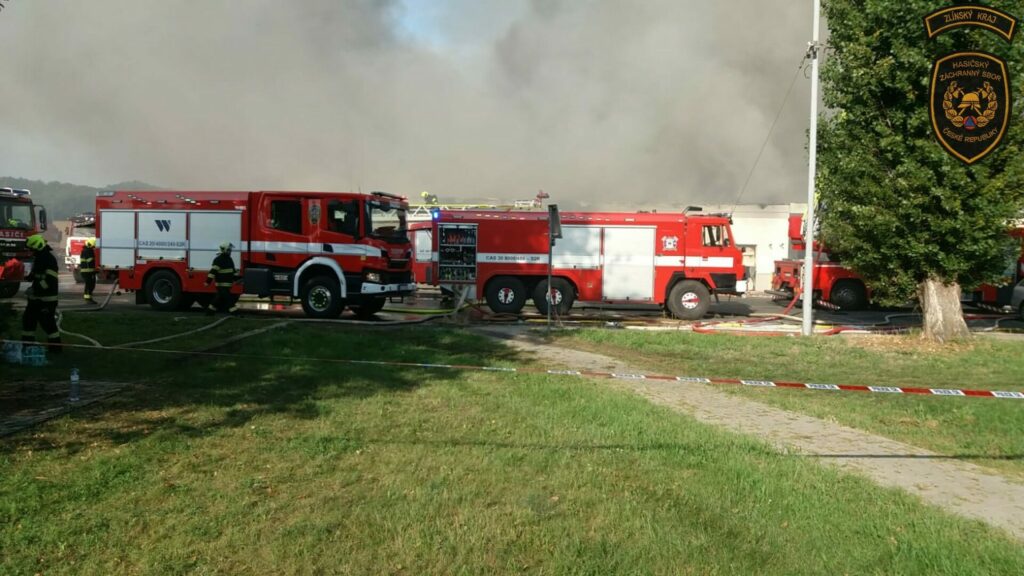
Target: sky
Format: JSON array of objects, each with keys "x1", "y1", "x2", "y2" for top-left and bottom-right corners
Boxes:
[{"x1": 0, "y1": 0, "x2": 817, "y2": 209}]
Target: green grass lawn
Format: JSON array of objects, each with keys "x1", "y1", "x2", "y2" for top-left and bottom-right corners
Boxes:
[
  {"x1": 2, "y1": 315, "x2": 1024, "y2": 574},
  {"x1": 560, "y1": 329, "x2": 1024, "y2": 478}
]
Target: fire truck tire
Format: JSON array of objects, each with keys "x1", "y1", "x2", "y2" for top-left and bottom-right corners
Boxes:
[
  {"x1": 350, "y1": 297, "x2": 386, "y2": 319},
  {"x1": 533, "y1": 278, "x2": 575, "y2": 316},
  {"x1": 667, "y1": 280, "x2": 710, "y2": 320},
  {"x1": 485, "y1": 276, "x2": 527, "y2": 314},
  {"x1": 301, "y1": 275, "x2": 343, "y2": 318},
  {"x1": 72, "y1": 268, "x2": 84, "y2": 284},
  {"x1": 1018, "y1": 301, "x2": 1024, "y2": 322},
  {"x1": 145, "y1": 270, "x2": 184, "y2": 311},
  {"x1": 0, "y1": 283, "x2": 19, "y2": 299},
  {"x1": 830, "y1": 280, "x2": 867, "y2": 311}
]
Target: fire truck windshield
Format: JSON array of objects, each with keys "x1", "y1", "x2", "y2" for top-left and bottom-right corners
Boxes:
[
  {"x1": 367, "y1": 200, "x2": 408, "y2": 242},
  {"x1": 0, "y1": 200, "x2": 34, "y2": 230}
]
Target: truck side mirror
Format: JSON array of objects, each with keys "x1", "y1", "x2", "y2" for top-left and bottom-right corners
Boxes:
[{"x1": 38, "y1": 208, "x2": 48, "y2": 231}]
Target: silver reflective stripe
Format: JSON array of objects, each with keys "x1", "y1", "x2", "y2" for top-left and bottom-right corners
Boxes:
[{"x1": 249, "y1": 241, "x2": 382, "y2": 257}]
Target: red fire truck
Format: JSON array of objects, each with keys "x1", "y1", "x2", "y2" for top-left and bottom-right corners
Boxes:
[
  {"x1": 970, "y1": 225, "x2": 1024, "y2": 311},
  {"x1": 428, "y1": 209, "x2": 747, "y2": 319},
  {"x1": 64, "y1": 211, "x2": 97, "y2": 283},
  {"x1": 0, "y1": 187, "x2": 48, "y2": 299},
  {"x1": 95, "y1": 190, "x2": 415, "y2": 318},
  {"x1": 772, "y1": 214, "x2": 1024, "y2": 311},
  {"x1": 771, "y1": 214, "x2": 870, "y2": 310}
]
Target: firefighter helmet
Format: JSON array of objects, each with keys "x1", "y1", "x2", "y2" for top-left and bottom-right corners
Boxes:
[
  {"x1": 219, "y1": 241, "x2": 233, "y2": 253},
  {"x1": 26, "y1": 234, "x2": 46, "y2": 251},
  {"x1": 85, "y1": 238, "x2": 96, "y2": 248}
]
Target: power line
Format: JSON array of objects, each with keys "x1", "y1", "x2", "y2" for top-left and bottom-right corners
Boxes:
[{"x1": 733, "y1": 52, "x2": 811, "y2": 215}]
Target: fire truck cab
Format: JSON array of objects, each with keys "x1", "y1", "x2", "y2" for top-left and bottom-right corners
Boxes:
[
  {"x1": 430, "y1": 209, "x2": 746, "y2": 319},
  {"x1": 0, "y1": 187, "x2": 48, "y2": 299},
  {"x1": 95, "y1": 190, "x2": 415, "y2": 318}
]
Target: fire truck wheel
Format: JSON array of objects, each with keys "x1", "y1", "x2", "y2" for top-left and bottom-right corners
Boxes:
[
  {"x1": 485, "y1": 276, "x2": 527, "y2": 314},
  {"x1": 350, "y1": 297, "x2": 386, "y2": 320},
  {"x1": 533, "y1": 278, "x2": 575, "y2": 316},
  {"x1": 301, "y1": 275, "x2": 343, "y2": 318},
  {"x1": 667, "y1": 280, "x2": 710, "y2": 320},
  {"x1": 1019, "y1": 301, "x2": 1024, "y2": 322},
  {"x1": 0, "y1": 283, "x2": 19, "y2": 299},
  {"x1": 72, "y1": 268, "x2": 84, "y2": 284},
  {"x1": 830, "y1": 280, "x2": 867, "y2": 311},
  {"x1": 144, "y1": 270, "x2": 183, "y2": 311}
]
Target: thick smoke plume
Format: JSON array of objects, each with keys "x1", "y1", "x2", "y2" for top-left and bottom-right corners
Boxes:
[{"x1": 0, "y1": 0, "x2": 813, "y2": 208}]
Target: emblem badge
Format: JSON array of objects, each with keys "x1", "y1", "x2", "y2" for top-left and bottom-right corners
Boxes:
[
  {"x1": 929, "y1": 52, "x2": 1011, "y2": 164},
  {"x1": 662, "y1": 236, "x2": 678, "y2": 251}
]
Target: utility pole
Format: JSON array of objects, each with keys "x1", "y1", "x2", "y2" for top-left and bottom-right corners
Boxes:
[{"x1": 802, "y1": 0, "x2": 821, "y2": 337}]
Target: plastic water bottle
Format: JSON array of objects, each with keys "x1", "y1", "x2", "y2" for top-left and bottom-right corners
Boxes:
[{"x1": 69, "y1": 368, "x2": 80, "y2": 403}]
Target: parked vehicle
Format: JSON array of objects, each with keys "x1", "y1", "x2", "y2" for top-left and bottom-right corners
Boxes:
[
  {"x1": 95, "y1": 190, "x2": 415, "y2": 318},
  {"x1": 772, "y1": 214, "x2": 1024, "y2": 311},
  {"x1": 1011, "y1": 279, "x2": 1024, "y2": 321},
  {"x1": 63, "y1": 212, "x2": 96, "y2": 283},
  {"x1": 0, "y1": 187, "x2": 48, "y2": 299},
  {"x1": 427, "y1": 209, "x2": 746, "y2": 319}
]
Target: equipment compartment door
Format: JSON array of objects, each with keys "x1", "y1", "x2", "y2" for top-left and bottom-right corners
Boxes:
[{"x1": 602, "y1": 227, "x2": 655, "y2": 300}]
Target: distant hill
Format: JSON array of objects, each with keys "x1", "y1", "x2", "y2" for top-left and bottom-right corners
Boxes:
[{"x1": 0, "y1": 177, "x2": 162, "y2": 219}]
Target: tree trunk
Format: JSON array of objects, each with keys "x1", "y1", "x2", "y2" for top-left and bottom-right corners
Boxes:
[{"x1": 917, "y1": 277, "x2": 970, "y2": 342}]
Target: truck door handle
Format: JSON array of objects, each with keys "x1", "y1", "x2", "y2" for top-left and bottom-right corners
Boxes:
[{"x1": 323, "y1": 244, "x2": 333, "y2": 253}]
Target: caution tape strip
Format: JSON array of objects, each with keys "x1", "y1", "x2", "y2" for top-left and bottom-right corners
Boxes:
[{"x1": 3, "y1": 340, "x2": 1022, "y2": 400}]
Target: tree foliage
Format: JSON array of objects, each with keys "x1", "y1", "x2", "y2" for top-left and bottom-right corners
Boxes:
[
  {"x1": 818, "y1": 0, "x2": 1024, "y2": 305},
  {"x1": 0, "y1": 177, "x2": 161, "y2": 219}
]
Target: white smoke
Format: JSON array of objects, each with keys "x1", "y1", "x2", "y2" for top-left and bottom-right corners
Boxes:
[{"x1": 0, "y1": 0, "x2": 814, "y2": 209}]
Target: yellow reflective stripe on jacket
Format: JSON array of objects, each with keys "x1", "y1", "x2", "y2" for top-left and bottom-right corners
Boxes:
[
  {"x1": 46, "y1": 269, "x2": 59, "y2": 278},
  {"x1": 216, "y1": 282, "x2": 234, "y2": 287},
  {"x1": 80, "y1": 268, "x2": 96, "y2": 273},
  {"x1": 80, "y1": 257, "x2": 94, "y2": 264},
  {"x1": 39, "y1": 279, "x2": 49, "y2": 290}
]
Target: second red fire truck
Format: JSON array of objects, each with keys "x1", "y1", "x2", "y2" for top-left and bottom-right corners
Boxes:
[
  {"x1": 95, "y1": 190, "x2": 415, "y2": 318},
  {"x1": 425, "y1": 209, "x2": 747, "y2": 319},
  {"x1": 0, "y1": 187, "x2": 48, "y2": 299},
  {"x1": 772, "y1": 213, "x2": 1024, "y2": 311}
]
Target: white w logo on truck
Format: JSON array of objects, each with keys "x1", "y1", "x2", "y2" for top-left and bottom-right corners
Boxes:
[{"x1": 155, "y1": 220, "x2": 172, "y2": 232}]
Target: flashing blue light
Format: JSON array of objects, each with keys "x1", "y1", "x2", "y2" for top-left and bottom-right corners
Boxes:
[{"x1": 430, "y1": 208, "x2": 441, "y2": 220}]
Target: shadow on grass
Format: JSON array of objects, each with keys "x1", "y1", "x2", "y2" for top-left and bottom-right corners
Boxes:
[{"x1": 1, "y1": 323, "x2": 524, "y2": 455}]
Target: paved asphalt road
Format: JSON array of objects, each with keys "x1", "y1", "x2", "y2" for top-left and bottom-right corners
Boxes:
[{"x1": 2, "y1": 271, "x2": 1022, "y2": 331}]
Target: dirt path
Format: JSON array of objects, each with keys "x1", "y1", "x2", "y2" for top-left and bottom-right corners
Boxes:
[{"x1": 477, "y1": 326, "x2": 1024, "y2": 541}]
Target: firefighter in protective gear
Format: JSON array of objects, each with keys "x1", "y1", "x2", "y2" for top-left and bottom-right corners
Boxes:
[
  {"x1": 22, "y1": 234, "x2": 62, "y2": 352},
  {"x1": 80, "y1": 238, "x2": 97, "y2": 302},
  {"x1": 205, "y1": 242, "x2": 241, "y2": 315}
]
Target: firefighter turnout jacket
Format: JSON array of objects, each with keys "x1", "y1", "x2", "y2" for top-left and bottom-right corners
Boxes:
[
  {"x1": 28, "y1": 245, "x2": 60, "y2": 302},
  {"x1": 207, "y1": 252, "x2": 240, "y2": 287},
  {"x1": 79, "y1": 245, "x2": 96, "y2": 273}
]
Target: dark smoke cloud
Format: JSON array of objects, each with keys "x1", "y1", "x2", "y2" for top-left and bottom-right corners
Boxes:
[{"x1": 0, "y1": 0, "x2": 813, "y2": 209}]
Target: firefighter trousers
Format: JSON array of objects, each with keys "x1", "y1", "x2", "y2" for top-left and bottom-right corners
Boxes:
[
  {"x1": 82, "y1": 272, "x2": 96, "y2": 301},
  {"x1": 22, "y1": 299, "x2": 62, "y2": 351},
  {"x1": 210, "y1": 286, "x2": 238, "y2": 314}
]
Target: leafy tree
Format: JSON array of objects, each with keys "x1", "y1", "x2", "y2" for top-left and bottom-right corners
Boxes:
[{"x1": 818, "y1": 0, "x2": 1024, "y2": 341}]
